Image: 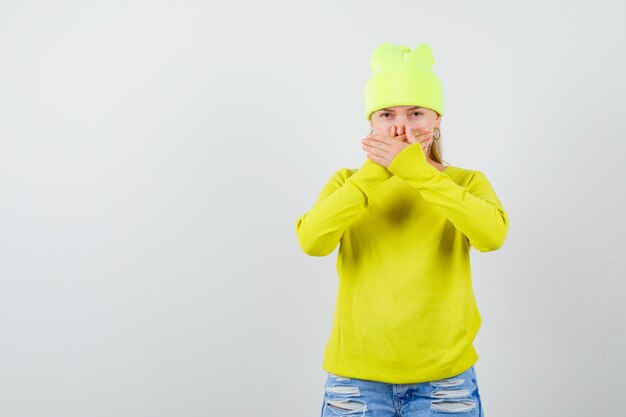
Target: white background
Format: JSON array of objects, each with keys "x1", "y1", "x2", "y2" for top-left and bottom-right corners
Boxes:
[{"x1": 1, "y1": 1, "x2": 624, "y2": 416}]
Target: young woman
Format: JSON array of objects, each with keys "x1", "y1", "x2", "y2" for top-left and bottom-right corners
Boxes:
[{"x1": 295, "y1": 42, "x2": 509, "y2": 417}]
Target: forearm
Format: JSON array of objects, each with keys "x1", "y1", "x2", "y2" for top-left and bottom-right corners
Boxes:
[
  {"x1": 412, "y1": 174, "x2": 509, "y2": 251},
  {"x1": 388, "y1": 143, "x2": 509, "y2": 251},
  {"x1": 295, "y1": 159, "x2": 392, "y2": 256}
]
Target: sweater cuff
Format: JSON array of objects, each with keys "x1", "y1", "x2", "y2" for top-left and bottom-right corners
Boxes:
[
  {"x1": 346, "y1": 158, "x2": 392, "y2": 198},
  {"x1": 387, "y1": 142, "x2": 439, "y2": 185}
]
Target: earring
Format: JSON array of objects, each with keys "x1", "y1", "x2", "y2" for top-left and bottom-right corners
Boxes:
[
  {"x1": 433, "y1": 126, "x2": 441, "y2": 140},
  {"x1": 370, "y1": 128, "x2": 374, "y2": 134}
]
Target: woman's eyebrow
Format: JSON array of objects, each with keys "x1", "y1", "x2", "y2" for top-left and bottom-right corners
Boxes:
[{"x1": 378, "y1": 106, "x2": 423, "y2": 112}]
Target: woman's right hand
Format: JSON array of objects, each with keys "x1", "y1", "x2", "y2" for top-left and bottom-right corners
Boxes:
[{"x1": 363, "y1": 126, "x2": 433, "y2": 167}]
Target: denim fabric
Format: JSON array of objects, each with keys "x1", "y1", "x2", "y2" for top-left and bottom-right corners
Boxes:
[{"x1": 320, "y1": 365, "x2": 484, "y2": 417}]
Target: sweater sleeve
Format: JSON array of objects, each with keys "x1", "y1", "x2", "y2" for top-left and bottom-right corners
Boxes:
[
  {"x1": 295, "y1": 159, "x2": 393, "y2": 256},
  {"x1": 387, "y1": 142, "x2": 510, "y2": 252}
]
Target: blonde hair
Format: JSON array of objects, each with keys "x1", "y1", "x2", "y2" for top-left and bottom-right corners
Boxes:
[
  {"x1": 428, "y1": 130, "x2": 450, "y2": 166},
  {"x1": 428, "y1": 113, "x2": 450, "y2": 166}
]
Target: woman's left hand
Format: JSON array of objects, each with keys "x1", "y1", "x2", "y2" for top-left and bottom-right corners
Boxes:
[{"x1": 362, "y1": 128, "x2": 433, "y2": 168}]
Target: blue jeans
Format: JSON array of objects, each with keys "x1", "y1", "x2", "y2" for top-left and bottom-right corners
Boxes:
[{"x1": 320, "y1": 365, "x2": 484, "y2": 417}]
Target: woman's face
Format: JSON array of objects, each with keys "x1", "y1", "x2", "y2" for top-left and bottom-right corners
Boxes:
[{"x1": 370, "y1": 105, "x2": 441, "y2": 137}]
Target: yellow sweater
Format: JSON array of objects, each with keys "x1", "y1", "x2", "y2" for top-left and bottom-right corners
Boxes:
[{"x1": 295, "y1": 142, "x2": 509, "y2": 384}]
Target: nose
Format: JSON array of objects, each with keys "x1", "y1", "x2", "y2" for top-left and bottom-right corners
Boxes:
[{"x1": 393, "y1": 123, "x2": 408, "y2": 136}]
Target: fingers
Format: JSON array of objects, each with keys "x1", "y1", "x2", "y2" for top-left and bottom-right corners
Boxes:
[
  {"x1": 405, "y1": 127, "x2": 418, "y2": 144},
  {"x1": 404, "y1": 127, "x2": 433, "y2": 157},
  {"x1": 393, "y1": 132, "x2": 408, "y2": 142},
  {"x1": 413, "y1": 129, "x2": 435, "y2": 148},
  {"x1": 368, "y1": 129, "x2": 405, "y2": 143},
  {"x1": 361, "y1": 137, "x2": 390, "y2": 158},
  {"x1": 364, "y1": 133, "x2": 393, "y2": 148},
  {"x1": 361, "y1": 137, "x2": 391, "y2": 164}
]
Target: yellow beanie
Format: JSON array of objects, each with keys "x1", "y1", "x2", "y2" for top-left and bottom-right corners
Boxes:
[{"x1": 364, "y1": 42, "x2": 444, "y2": 120}]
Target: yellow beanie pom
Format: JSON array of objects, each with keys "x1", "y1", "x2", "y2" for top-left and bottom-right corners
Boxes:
[{"x1": 364, "y1": 42, "x2": 444, "y2": 120}]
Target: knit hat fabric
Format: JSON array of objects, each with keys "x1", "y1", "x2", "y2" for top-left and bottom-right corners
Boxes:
[{"x1": 364, "y1": 42, "x2": 444, "y2": 120}]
